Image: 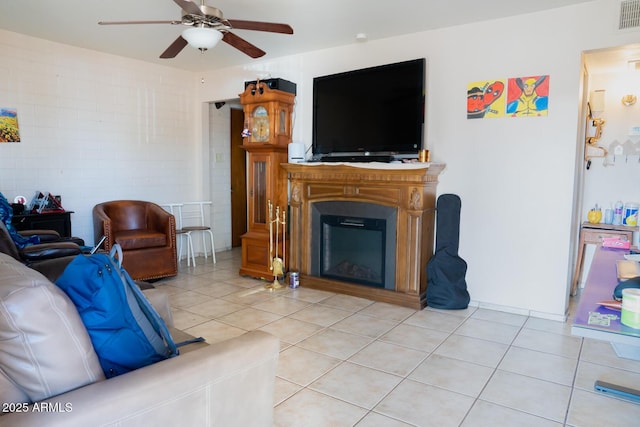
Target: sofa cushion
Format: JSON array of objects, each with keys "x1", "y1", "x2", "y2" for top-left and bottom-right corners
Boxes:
[
  {"x1": 115, "y1": 230, "x2": 167, "y2": 250},
  {"x1": 0, "y1": 253, "x2": 105, "y2": 403},
  {"x1": 0, "y1": 367, "x2": 29, "y2": 404}
]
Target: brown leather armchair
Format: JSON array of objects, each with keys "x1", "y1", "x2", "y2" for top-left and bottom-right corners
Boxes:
[{"x1": 93, "y1": 200, "x2": 177, "y2": 281}]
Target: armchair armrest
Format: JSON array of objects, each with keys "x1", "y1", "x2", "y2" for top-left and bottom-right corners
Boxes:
[
  {"x1": 21, "y1": 242, "x2": 82, "y2": 262},
  {"x1": 92, "y1": 205, "x2": 112, "y2": 249},
  {"x1": 18, "y1": 229, "x2": 61, "y2": 243},
  {"x1": 28, "y1": 256, "x2": 77, "y2": 282}
]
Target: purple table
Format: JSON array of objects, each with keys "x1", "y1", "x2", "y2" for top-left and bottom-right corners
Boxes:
[{"x1": 572, "y1": 246, "x2": 640, "y2": 357}]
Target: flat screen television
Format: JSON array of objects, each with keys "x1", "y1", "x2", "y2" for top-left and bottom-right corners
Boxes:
[{"x1": 312, "y1": 58, "x2": 425, "y2": 161}]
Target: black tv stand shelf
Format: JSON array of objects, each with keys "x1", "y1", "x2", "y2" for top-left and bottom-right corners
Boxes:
[{"x1": 11, "y1": 211, "x2": 74, "y2": 237}]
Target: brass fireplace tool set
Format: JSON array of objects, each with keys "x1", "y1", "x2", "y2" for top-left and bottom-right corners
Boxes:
[{"x1": 266, "y1": 200, "x2": 286, "y2": 289}]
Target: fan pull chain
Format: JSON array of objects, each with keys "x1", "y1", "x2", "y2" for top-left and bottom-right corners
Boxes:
[{"x1": 200, "y1": 48, "x2": 205, "y2": 84}]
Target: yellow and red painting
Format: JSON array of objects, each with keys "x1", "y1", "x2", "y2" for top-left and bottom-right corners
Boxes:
[
  {"x1": 0, "y1": 108, "x2": 20, "y2": 143},
  {"x1": 506, "y1": 75, "x2": 549, "y2": 117},
  {"x1": 467, "y1": 80, "x2": 506, "y2": 119}
]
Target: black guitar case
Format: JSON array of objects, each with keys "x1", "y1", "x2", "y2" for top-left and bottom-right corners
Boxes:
[{"x1": 426, "y1": 194, "x2": 470, "y2": 309}]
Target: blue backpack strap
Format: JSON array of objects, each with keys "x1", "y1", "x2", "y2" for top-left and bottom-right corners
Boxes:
[
  {"x1": 109, "y1": 244, "x2": 123, "y2": 268},
  {"x1": 177, "y1": 337, "x2": 205, "y2": 347},
  {"x1": 120, "y1": 265, "x2": 179, "y2": 357},
  {"x1": 108, "y1": 244, "x2": 203, "y2": 350},
  {"x1": 108, "y1": 244, "x2": 178, "y2": 358}
]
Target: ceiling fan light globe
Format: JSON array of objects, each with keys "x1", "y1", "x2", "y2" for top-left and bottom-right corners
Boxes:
[{"x1": 182, "y1": 27, "x2": 222, "y2": 50}]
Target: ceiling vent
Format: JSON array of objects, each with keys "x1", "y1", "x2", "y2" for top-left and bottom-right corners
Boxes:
[{"x1": 619, "y1": 0, "x2": 640, "y2": 29}]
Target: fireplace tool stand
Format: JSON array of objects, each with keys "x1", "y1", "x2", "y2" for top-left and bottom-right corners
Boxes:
[{"x1": 266, "y1": 201, "x2": 286, "y2": 289}]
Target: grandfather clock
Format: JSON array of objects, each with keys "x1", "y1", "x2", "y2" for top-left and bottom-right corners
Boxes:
[{"x1": 239, "y1": 81, "x2": 294, "y2": 280}]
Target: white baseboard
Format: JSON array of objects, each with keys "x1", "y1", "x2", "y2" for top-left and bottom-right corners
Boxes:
[{"x1": 469, "y1": 300, "x2": 568, "y2": 322}]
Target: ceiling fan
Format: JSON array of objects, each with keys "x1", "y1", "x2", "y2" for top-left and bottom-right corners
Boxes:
[{"x1": 98, "y1": 0, "x2": 293, "y2": 59}]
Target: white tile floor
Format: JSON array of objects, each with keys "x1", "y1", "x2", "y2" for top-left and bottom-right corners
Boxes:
[{"x1": 157, "y1": 249, "x2": 640, "y2": 427}]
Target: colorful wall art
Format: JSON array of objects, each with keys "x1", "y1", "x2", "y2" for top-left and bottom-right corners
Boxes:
[
  {"x1": 506, "y1": 75, "x2": 549, "y2": 117},
  {"x1": 0, "y1": 108, "x2": 20, "y2": 142},
  {"x1": 467, "y1": 75, "x2": 549, "y2": 119},
  {"x1": 467, "y1": 80, "x2": 506, "y2": 119}
]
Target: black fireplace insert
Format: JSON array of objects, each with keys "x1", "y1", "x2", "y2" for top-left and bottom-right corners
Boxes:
[
  {"x1": 320, "y1": 215, "x2": 386, "y2": 287},
  {"x1": 311, "y1": 201, "x2": 396, "y2": 290}
]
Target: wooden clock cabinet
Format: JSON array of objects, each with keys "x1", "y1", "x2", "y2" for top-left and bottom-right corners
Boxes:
[{"x1": 238, "y1": 82, "x2": 294, "y2": 280}]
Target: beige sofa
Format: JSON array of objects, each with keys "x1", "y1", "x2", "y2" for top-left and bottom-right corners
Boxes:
[{"x1": 0, "y1": 253, "x2": 279, "y2": 427}]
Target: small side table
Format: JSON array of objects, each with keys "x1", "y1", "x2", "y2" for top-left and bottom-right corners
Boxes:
[{"x1": 571, "y1": 222, "x2": 638, "y2": 296}]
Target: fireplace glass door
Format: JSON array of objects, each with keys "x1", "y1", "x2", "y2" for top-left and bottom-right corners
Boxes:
[{"x1": 320, "y1": 215, "x2": 386, "y2": 288}]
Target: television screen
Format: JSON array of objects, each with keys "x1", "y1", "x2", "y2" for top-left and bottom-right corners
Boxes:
[{"x1": 312, "y1": 58, "x2": 425, "y2": 160}]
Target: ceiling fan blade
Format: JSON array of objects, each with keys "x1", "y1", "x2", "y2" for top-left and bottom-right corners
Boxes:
[
  {"x1": 222, "y1": 32, "x2": 266, "y2": 58},
  {"x1": 160, "y1": 36, "x2": 188, "y2": 59},
  {"x1": 173, "y1": 0, "x2": 204, "y2": 16},
  {"x1": 226, "y1": 19, "x2": 293, "y2": 34},
  {"x1": 99, "y1": 20, "x2": 181, "y2": 25}
]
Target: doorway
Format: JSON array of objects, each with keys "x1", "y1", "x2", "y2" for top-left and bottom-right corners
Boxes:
[
  {"x1": 230, "y1": 107, "x2": 247, "y2": 247},
  {"x1": 573, "y1": 43, "x2": 640, "y2": 291}
]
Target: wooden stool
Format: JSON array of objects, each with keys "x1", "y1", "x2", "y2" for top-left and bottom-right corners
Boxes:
[{"x1": 571, "y1": 222, "x2": 638, "y2": 296}]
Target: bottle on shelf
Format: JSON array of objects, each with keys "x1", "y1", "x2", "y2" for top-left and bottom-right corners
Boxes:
[
  {"x1": 613, "y1": 200, "x2": 624, "y2": 226},
  {"x1": 623, "y1": 202, "x2": 639, "y2": 226}
]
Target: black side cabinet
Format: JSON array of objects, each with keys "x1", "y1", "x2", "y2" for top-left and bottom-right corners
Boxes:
[{"x1": 12, "y1": 211, "x2": 74, "y2": 237}]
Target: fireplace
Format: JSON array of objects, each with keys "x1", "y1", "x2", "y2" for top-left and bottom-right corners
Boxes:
[
  {"x1": 312, "y1": 201, "x2": 396, "y2": 290},
  {"x1": 282, "y1": 162, "x2": 444, "y2": 309}
]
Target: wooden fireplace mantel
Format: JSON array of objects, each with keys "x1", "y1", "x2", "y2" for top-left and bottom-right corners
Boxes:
[{"x1": 282, "y1": 162, "x2": 445, "y2": 309}]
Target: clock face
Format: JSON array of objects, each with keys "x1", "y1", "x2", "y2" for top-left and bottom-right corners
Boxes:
[{"x1": 251, "y1": 106, "x2": 269, "y2": 142}]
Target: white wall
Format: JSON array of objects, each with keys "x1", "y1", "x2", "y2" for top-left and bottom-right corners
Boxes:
[
  {"x1": 196, "y1": 0, "x2": 640, "y2": 320},
  {"x1": 1, "y1": 1, "x2": 638, "y2": 319},
  {"x1": 0, "y1": 30, "x2": 199, "y2": 244}
]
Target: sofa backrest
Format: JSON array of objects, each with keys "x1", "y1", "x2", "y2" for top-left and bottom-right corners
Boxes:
[
  {"x1": 101, "y1": 201, "x2": 149, "y2": 231},
  {"x1": 0, "y1": 253, "x2": 105, "y2": 403}
]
